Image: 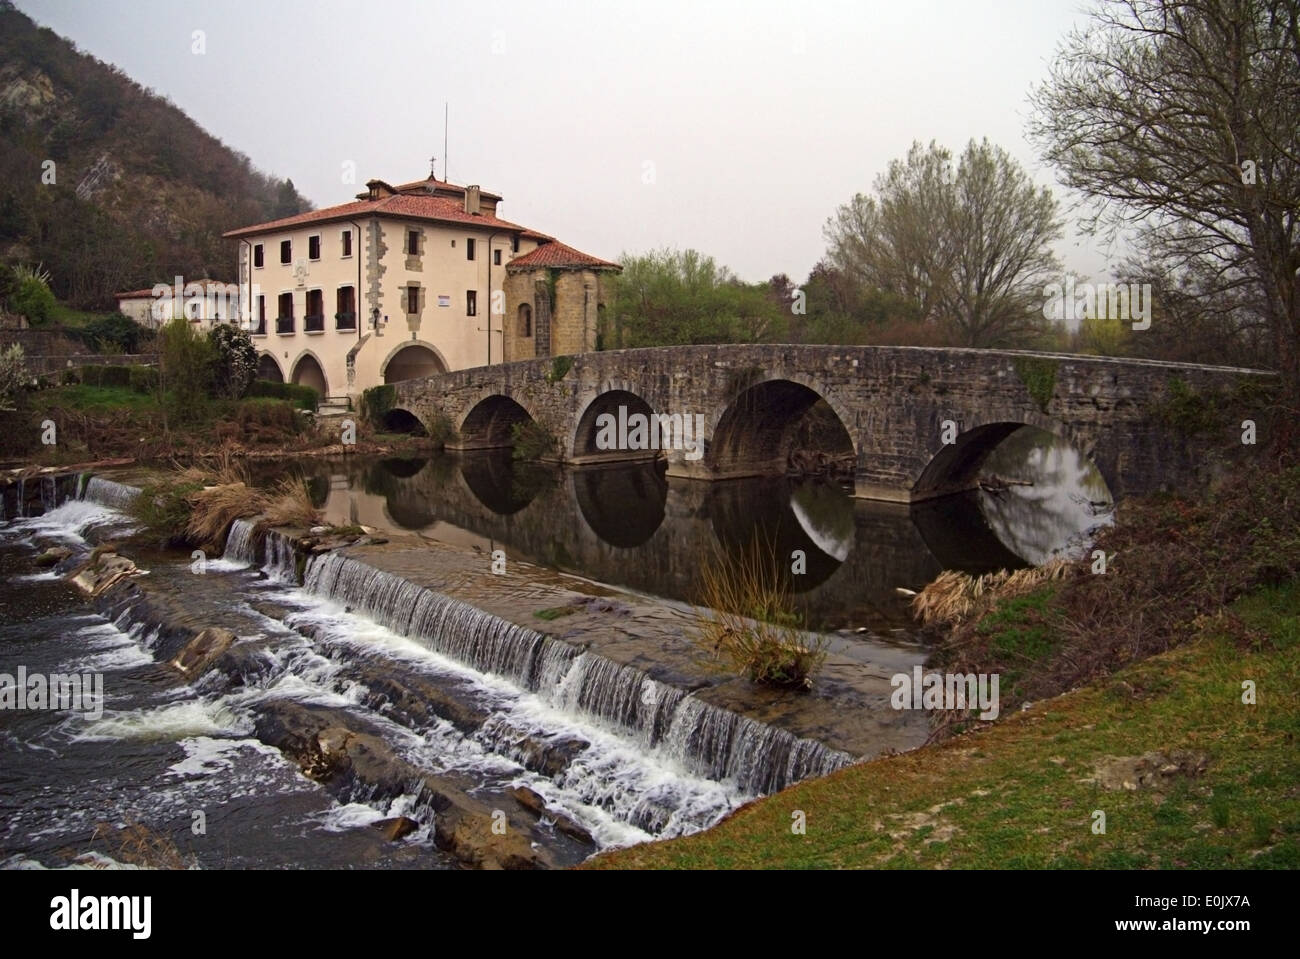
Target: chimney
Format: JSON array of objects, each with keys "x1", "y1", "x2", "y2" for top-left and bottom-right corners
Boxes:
[{"x1": 464, "y1": 185, "x2": 481, "y2": 216}]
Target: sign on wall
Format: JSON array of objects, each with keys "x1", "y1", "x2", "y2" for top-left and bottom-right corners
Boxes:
[{"x1": 437, "y1": 295, "x2": 451, "y2": 307}]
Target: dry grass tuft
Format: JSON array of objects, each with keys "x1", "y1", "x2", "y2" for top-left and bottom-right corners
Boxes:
[
  {"x1": 91, "y1": 821, "x2": 197, "y2": 870},
  {"x1": 262, "y1": 476, "x2": 322, "y2": 529},
  {"x1": 185, "y1": 482, "x2": 268, "y2": 554},
  {"x1": 911, "y1": 560, "x2": 1072, "y2": 627},
  {"x1": 690, "y1": 537, "x2": 826, "y2": 689}
]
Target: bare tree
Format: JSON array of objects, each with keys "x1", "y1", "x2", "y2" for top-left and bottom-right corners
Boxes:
[
  {"x1": 824, "y1": 139, "x2": 1063, "y2": 347},
  {"x1": 1028, "y1": 0, "x2": 1300, "y2": 409}
]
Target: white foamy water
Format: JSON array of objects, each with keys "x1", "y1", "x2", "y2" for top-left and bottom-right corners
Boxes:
[
  {"x1": 167, "y1": 736, "x2": 282, "y2": 778},
  {"x1": 6, "y1": 499, "x2": 134, "y2": 544},
  {"x1": 74, "y1": 699, "x2": 251, "y2": 743},
  {"x1": 272, "y1": 587, "x2": 745, "y2": 844}
]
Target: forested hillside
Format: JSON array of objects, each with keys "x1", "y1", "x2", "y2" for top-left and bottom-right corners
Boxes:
[{"x1": 0, "y1": 0, "x2": 309, "y2": 309}]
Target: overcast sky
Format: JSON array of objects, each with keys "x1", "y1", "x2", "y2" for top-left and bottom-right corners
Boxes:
[{"x1": 17, "y1": 0, "x2": 1125, "y2": 284}]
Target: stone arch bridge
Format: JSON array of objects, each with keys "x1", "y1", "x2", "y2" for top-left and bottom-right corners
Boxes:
[{"x1": 390, "y1": 345, "x2": 1270, "y2": 502}]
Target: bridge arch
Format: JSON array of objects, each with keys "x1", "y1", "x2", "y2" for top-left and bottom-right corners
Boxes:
[
  {"x1": 458, "y1": 394, "x2": 538, "y2": 451},
  {"x1": 290, "y1": 350, "x2": 328, "y2": 399},
  {"x1": 381, "y1": 341, "x2": 448, "y2": 383},
  {"x1": 570, "y1": 386, "x2": 661, "y2": 463},
  {"x1": 708, "y1": 374, "x2": 856, "y2": 480},
  {"x1": 911, "y1": 411, "x2": 1109, "y2": 499},
  {"x1": 256, "y1": 352, "x2": 284, "y2": 383},
  {"x1": 381, "y1": 407, "x2": 428, "y2": 435}
]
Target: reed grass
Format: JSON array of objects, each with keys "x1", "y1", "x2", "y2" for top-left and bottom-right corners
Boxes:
[{"x1": 690, "y1": 537, "x2": 826, "y2": 689}]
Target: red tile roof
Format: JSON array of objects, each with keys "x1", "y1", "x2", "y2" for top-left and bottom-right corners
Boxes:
[
  {"x1": 222, "y1": 192, "x2": 532, "y2": 239},
  {"x1": 506, "y1": 240, "x2": 621, "y2": 271},
  {"x1": 390, "y1": 176, "x2": 502, "y2": 201}
]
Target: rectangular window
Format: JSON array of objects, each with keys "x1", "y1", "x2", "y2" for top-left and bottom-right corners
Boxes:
[
  {"x1": 407, "y1": 285, "x2": 420, "y2": 314},
  {"x1": 336, "y1": 286, "x2": 355, "y2": 329},
  {"x1": 493, "y1": 248, "x2": 501, "y2": 266},
  {"x1": 308, "y1": 235, "x2": 321, "y2": 260},
  {"x1": 407, "y1": 230, "x2": 419, "y2": 256},
  {"x1": 255, "y1": 295, "x2": 266, "y2": 335},
  {"x1": 341, "y1": 230, "x2": 352, "y2": 257},
  {"x1": 253, "y1": 244, "x2": 264, "y2": 268},
  {"x1": 466, "y1": 238, "x2": 475, "y2": 261},
  {"x1": 280, "y1": 239, "x2": 291, "y2": 264},
  {"x1": 277, "y1": 292, "x2": 294, "y2": 334},
  {"x1": 466, "y1": 290, "x2": 477, "y2": 316},
  {"x1": 305, "y1": 289, "x2": 324, "y2": 332},
  {"x1": 511, "y1": 235, "x2": 519, "y2": 253}
]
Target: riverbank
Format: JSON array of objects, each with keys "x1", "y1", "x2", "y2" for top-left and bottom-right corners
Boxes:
[
  {"x1": 588, "y1": 580, "x2": 1300, "y2": 868},
  {"x1": 0, "y1": 381, "x2": 435, "y2": 469},
  {"x1": 589, "y1": 464, "x2": 1300, "y2": 868}
]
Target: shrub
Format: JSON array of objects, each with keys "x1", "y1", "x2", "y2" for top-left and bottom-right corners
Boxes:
[
  {"x1": 245, "y1": 379, "x2": 318, "y2": 411},
  {"x1": 78, "y1": 364, "x2": 131, "y2": 389},
  {"x1": 0, "y1": 342, "x2": 29, "y2": 411},
  {"x1": 129, "y1": 365, "x2": 159, "y2": 394},
  {"x1": 208, "y1": 324, "x2": 258, "y2": 399},
  {"x1": 7, "y1": 265, "x2": 55, "y2": 325},
  {"x1": 426, "y1": 410, "x2": 458, "y2": 446},
  {"x1": 360, "y1": 383, "x2": 396, "y2": 428},
  {"x1": 77, "y1": 312, "x2": 144, "y2": 354},
  {"x1": 1012, "y1": 356, "x2": 1058, "y2": 412},
  {"x1": 510, "y1": 419, "x2": 558, "y2": 461},
  {"x1": 131, "y1": 477, "x2": 206, "y2": 547},
  {"x1": 157, "y1": 316, "x2": 214, "y2": 422},
  {"x1": 689, "y1": 537, "x2": 827, "y2": 689},
  {"x1": 546, "y1": 355, "x2": 573, "y2": 383}
]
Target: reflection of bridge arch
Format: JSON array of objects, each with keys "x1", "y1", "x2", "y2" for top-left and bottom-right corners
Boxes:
[
  {"x1": 570, "y1": 388, "x2": 660, "y2": 463},
  {"x1": 459, "y1": 451, "x2": 551, "y2": 515},
  {"x1": 707, "y1": 476, "x2": 852, "y2": 593},
  {"x1": 459, "y1": 395, "x2": 536, "y2": 451},
  {"x1": 573, "y1": 462, "x2": 668, "y2": 548},
  {"x1": 709, "y1": 376, "x2": 855, "y2": 480}
]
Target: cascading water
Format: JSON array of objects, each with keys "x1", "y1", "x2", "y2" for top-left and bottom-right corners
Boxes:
[
  {"x1": 262, "y1": 529, "x2": 298, "y2": 581},
  {"x1": 222, "y1": 518, "x2": 260, "y2": 566},
  {"x1": 80, "y1": 476, "x2": 141, "y2": 510},
  {"x1": 301, "y1": 551, "x2": 852, "y2": 795}
]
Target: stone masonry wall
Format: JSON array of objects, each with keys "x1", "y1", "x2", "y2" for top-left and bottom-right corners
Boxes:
[{"x1": 393, "y1": 344, "x2": 1274, "y2": 502}]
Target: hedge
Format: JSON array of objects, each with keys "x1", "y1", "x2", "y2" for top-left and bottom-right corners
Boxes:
[{"x1": 245, "y1": 379, "x2": 319, "y2": 411}]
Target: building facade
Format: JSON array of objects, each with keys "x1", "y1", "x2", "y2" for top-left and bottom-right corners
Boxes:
[
  {"x1": 221, "y1": 173, "x2": 620, "y2": 402},
  {"x1": 115, "y1": 278, "x2": 242, "y2": 331}
]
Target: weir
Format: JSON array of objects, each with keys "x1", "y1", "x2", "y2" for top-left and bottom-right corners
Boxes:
[
  {"x1": 53, "y1": 471, "x2": 877, "y2": 807},
  {"x1": 301, "y1": 550, "x2": 853, "y2": 795}
]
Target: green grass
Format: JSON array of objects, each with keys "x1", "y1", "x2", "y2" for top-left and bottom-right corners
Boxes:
[
  {"x1": 587, "y1": 580, "x2": 1300, "y2": 869},
  {"x1": 32, "y1": 384, "x2": 159, "y2": 412},
  {"x1": 46, "y1": 302, "x2": 106, "y2": 328}
]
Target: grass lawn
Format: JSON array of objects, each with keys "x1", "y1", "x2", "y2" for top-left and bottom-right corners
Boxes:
[
  {"x1": 588, "y1": 581, "x2": 1300, "y2": 869},
  {"x1": 31, "y1": 384, "x2": 158, "y2": 413}
]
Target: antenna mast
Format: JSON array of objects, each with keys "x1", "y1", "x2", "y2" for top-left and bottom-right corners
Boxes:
[{"x1": 443, "y1": 103, "x2": 448, "y2": 182}]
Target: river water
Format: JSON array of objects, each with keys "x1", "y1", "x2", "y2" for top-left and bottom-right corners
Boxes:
[{"x1": 0, "y1": 427, "x2": 1111, "y2": 869}]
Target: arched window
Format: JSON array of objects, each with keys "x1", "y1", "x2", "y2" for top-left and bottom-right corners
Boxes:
[{"x1": 518, "y1": 303, "x2": 533, "y2": 338}]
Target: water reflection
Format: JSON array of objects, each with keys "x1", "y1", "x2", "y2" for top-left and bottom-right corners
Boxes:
[
  {"x1": 257, "y1": 427, "x2": 1111, "y2": 632},
  {"x1": 976, "y1": 427, "x2": 1113, "y2": 565}
]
